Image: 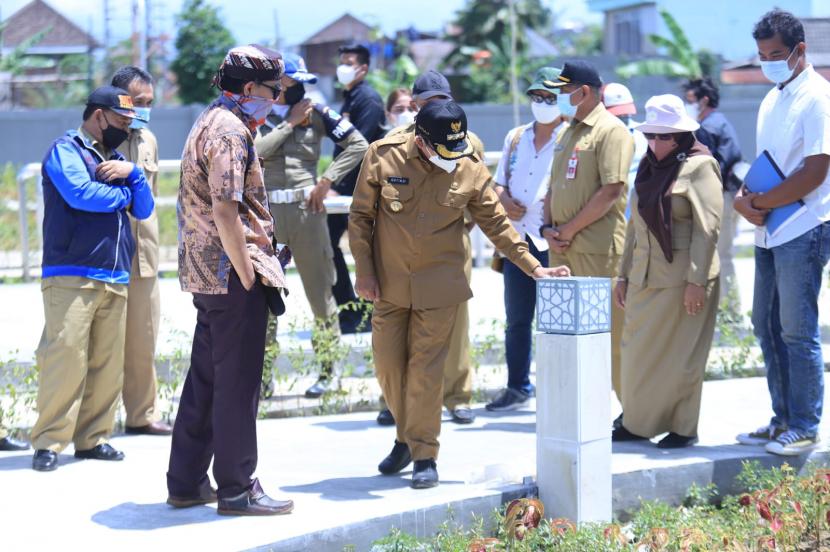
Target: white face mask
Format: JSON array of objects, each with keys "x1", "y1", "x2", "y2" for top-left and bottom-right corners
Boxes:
[
  {"x1": 336, "y1": 64, "x2": 358, "y2": 86},
  {"x1": 392, "y1": 110, "x2": 416, "y2": 127},
  {"x1": 760, "y1": 48, "x2": 799, "y2": 84},
  {"x1": 429, "y1": 155, "x2": 458, "y2": 173},
  {"x1": 684, "y1": 102, "x2": 700, "y2": 120},
  {"x1": 531, "y1": 102, "x2": 561, "y2": 124}
]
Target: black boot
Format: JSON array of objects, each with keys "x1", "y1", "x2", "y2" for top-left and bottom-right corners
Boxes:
[
  {"x1": 411, "y1": 459, "x2": 439, "y2": 489},
  {"x1": 378, "y1": 441, "x2": 411, "y2": 475}
]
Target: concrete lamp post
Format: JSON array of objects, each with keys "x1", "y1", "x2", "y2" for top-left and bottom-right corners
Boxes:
[{"x1": 535, "y1": 276, "x2": 612, "y2": 524}]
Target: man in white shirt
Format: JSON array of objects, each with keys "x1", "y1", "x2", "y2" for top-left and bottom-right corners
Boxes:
[
  {"x1": 735, "y1": 9, "x2": 830, "y2": 456},
  {"x1": 487, "y1": 67, "x2": 568, "y2": 411}
]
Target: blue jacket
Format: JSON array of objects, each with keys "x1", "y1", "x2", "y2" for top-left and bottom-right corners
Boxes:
[{"x1": 41, "y1": 129, "x2": 155, "y2": 284}]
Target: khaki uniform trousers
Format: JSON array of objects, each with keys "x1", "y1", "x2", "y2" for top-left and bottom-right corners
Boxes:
[
  {"x1": 123, "y1": 262, "x2": 161, "y2": 427},
  {"x1": 373, "y1": 300, "x2": 458, "y2": 461},
  {"x1": 549, "y1": 251, "x2": 623, "y2": 401},
  {"x1": 379, "y1": 230, "x2": 473, "y2": 412},
  {"x1": 31, "y1": 277, "x2": 127, "y2": 452},
  {"x1": 718, "y1": 190, "x2": 740, "y2": 305},
  {"x1": 270, "y1": 202, "x2": 338, "y2": 321}
]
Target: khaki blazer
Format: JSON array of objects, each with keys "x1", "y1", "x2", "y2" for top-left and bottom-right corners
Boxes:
[
  {"x1": 619, "y1": 155, "x2": 723, "y2": 288},
  {"x1": 349, "y1": 132, "x2": 540, "y2": 310},
  {"x1": 120, "y1": 128, "x2": 159, "y2": 277}
]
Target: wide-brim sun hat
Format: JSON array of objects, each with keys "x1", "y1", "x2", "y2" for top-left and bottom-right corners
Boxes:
[{"x1": 634, "y1": 93, "x2": 700, "y2": 134}]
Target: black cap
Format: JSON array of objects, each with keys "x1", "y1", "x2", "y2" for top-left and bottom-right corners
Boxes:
[
  {"x1": 412, "y1": 70, "x2": 453, "y2": 101},
  {"x1": 547, "y1": 61, "x2": 603, "y2": 88},
  {"x1": 86, "y1": 85, "x2": 137, "y2": 118},
  {"x1": 415, "y1": 99, "x2": 473, "y2": 160}
]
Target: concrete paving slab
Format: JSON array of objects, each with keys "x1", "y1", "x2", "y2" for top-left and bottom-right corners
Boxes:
[{"x1": 0, "y1": 377, "x2": 827, "y2": 552}]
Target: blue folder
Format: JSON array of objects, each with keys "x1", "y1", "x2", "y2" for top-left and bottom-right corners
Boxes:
[{"x1": 743, "y1": 150, "x2": 805, "y2": 237}]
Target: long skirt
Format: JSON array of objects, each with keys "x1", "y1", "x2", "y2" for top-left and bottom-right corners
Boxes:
[{"x1": 620, "y1": 278, "x2": 719, "y2": 438}]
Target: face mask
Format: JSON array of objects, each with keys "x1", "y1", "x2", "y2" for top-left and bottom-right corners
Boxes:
[
  {"x1": 684, "y1": 102, "x2": 700, "y2": 120},
  {"x1": 283, "y1": 82, "x2": 306, "y2": 105},
  {"x1": 760, "y1": 48, "x2": 799, "y2": 84},
  {"x1": 557, "y1": 91, "x2": 579, "y2": 118},
  {"x1": 230, "y1": 93, "x2": 273, "y2": 125},
  {"x1": 531, "y1": 102, "x2": 561, "y2": 124},
  {"x1": 100, "y1": 114, "x2": 129, "y2": 149},
  {"x1": 392, "y1": 110, "x2": 416, "y2": 127},
  {"x1": 429, "y1": 155, "x2": 458, "y2": 173},
  {"x1": 130, "y1": 107, "x2": 151, "y2": 129},
  {"x1": 336, "y1": 64, "x2": 357, "y2": 86}
]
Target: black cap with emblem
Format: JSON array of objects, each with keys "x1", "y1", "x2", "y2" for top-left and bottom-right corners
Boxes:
[
  {"x1": 412, "y1": 70, "x2": 453, "y2": 101},
  {"x1": 414, "y1": 99, "x2": 474, "y2": 160},
  {"x1": 547, "y1": 60, "x2": 603, "y2": 88}
]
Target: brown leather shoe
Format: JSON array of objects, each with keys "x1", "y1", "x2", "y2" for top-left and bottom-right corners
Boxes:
[
  {"x1": 125, "y1": 421, "x2": 173, "y2": 436},
  {"x1": 217, "y1": 478, "x2": 293, "y2": 516},
  {"x1": 167, "y1": 481, "x2": 218, "y2": 508}
]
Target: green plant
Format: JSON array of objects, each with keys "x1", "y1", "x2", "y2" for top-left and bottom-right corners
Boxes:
[
  {"x1": 170, "y1": 0, "x2": 235, "y2": 105},
  {"x1": 0, "y1": 353, "x2": 38, "y2": 438},
  {"x1": 616, "y1": 9, "x2": 713, "y2": 80},
  {"x1": 707, "y1": 278, "x2": 760, "y2": 379},
  {"x1": 155, "y1": 324, "x2": 191, "y2": 423}
]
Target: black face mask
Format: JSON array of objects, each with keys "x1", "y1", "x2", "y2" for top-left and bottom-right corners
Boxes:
[
  {"x1": 284, "y1": 82, "x2": 306, "y2": 105},
  {"x1": 100, "y1": 114, "x2": 129, "y2": 150}
]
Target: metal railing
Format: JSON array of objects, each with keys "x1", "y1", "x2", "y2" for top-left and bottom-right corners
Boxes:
[{"x1": 12, "y1": 153, "x2": 504, "y2": 280}]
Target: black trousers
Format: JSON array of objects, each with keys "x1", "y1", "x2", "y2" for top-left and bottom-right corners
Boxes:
[
  {"x1": 327, "y1": 213, "x2": 357, "y2": 306},
  {"x1": 167, "y1": 271, "x2": 269, "y2": 499}
]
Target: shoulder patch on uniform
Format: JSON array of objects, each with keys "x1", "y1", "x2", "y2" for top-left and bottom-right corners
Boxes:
[{"x1": 387, "y1": 176, "x2": 409, "y2": 185}]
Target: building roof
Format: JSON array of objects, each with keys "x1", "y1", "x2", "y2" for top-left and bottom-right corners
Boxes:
[
  {"x1": 1, "y1": 0, "x2": 100, "y2": 53},
  {"x1": 301, "y1": 13, "x2": 373, "y2": 46}
]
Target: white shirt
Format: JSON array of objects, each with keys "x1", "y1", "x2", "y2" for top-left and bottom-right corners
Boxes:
[
  {"x1": 627, "y1": 118, "x2": 648, "y2": 185},
  {"x1": 755, "y1": 65, "x2": 830, "y2": 248},
  {"x1": 494, "y1": 121, "x2": 566, "y2": 251}
]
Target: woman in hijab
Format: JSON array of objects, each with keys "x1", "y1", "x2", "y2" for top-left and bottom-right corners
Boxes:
[{"x1": 612, "y1": 94, "x2": 723, "y2": 448}]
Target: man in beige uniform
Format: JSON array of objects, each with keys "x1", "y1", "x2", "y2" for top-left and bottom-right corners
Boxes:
[
  {"x1": 255, "y1": 54, "x2": 368, "y2": 399},
  {"x1": 350, "y1": 100, "x2": 569, "y2": 488},
  {"x1": 541, "y1": 61, "x2": 634, "y2": 407},
  {"x1": 376, "y1": 70, "x2": 483, "y2": 426},
  {"x1": 111, "y1": 66, "x2": 171, "y2": 435}
]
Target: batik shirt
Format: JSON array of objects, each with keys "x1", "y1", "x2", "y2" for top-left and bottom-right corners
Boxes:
[{"x1": 177, "y1": 96, "x2": 287, "y2": 294}]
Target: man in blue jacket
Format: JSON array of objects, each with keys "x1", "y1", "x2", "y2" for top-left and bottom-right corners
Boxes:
[{"x1": 30, "y1": 86, "x2": 154, "y2": 472}]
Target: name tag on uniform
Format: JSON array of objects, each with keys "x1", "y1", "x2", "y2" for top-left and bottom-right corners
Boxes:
[
  {"x1": 566, "y1": 149, "x2": 579, "y2": 180},
  {"x1": 387, "y1": 176, "x2": 409, "y2": 185}
]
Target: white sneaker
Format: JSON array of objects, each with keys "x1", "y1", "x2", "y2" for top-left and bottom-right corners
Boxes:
[
  {"x1": 765, "y1": 429, "x2": 820, "y2": 456},
  {"x1": 736, "y1": 424, "x2": 786, "y2": 446}
]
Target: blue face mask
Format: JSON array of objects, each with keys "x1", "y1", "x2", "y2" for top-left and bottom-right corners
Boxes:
[
  {"x1": 557, "y1": 91, "x2": 579, "y2": 118},
  {"x1": 760, "y1": 48, "x2": 799, "y2": 85},
  {"x1": 234, "y1": 94, "x2": 273, "y2": 124},
  {"x1": 130, "y1": 107, "x2": 151, "y2": 129}
]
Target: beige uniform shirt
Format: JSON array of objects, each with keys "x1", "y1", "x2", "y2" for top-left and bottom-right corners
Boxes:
[
  {"x1": 549, "y1": 103, "x2": 634, "y2": 255},
  {"x1": 119, "y1": 127, "x2": 159, "y2": 278},
  {"x1": 349, "y1": 132, "x2": 541, "y2": 310},
  {"x1": 255, "y1": 106, "x2": 368, "y2": 191},
  {"x1": 619, "y1": 155, "x2": 723, "y2": 288}
]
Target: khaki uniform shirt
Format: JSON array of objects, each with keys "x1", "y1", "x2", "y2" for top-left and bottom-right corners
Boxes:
[
  {"x1": 349, "y1": 132, "x2": 540, "y2": 310},
  {"x1": 619, "y1": 155, "x2": 722, "y2": 288},
  {"x1": 177, "y1": 99, "x2": 287, "y2": 294},
  {"x1": 255, "y1": 106, "x2": 368, "y2": 191},
  {"x1": 119, "y1": 127, "x2": 159, "y2": 278},
  {"x1": 549, "y1": 103, "x2": 634, "y2": 255}
]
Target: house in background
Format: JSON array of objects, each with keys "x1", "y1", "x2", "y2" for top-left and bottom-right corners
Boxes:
[
  {"x1": 586, "y1": 0, "x2": 830, "y2": 62},
  {"x1": 0, "y1": 0, "x2": 99, "y2": 108}
]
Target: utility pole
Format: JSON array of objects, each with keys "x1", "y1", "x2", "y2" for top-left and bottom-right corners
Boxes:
[
  {"x1": 273, "y1": 8, "x2": 281, "y2": 51},
  {"x1": 145, "y1": 0, "x2": 152, "y2": 72},
  {"x1": 103, "y1": 0, "x2": 112, "y2": 76},
  {"x1": 508, "y1": 0, "x2": 520, "y2": 128}
]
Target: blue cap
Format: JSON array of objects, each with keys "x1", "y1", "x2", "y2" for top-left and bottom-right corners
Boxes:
[{"x1": 283, "y1": 53, "x2": 317, "y2": 84}]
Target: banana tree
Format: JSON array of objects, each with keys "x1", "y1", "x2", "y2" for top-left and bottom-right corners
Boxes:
[{"x1": 615, "y1": 9, "x2": 704, "y2": 79}]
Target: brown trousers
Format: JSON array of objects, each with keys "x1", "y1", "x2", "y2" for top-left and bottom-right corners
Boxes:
[
  {"x1": 548, "y1": 251, "x2": 623, "y2": 401},
  {"x1": 123, "y1": 273, "x2": 161, "y2": 427},
  {"x1": 31, "y1": 277, "x2": 127, "y2": 452},
  {"x1": 372, "y1": 300, "x2": 458, "y2": 461}
]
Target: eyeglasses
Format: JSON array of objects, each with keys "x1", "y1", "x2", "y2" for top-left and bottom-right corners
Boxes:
[
  {"x1": 529, "y1": 94, "x2": 557, "y2": 106},
  {"x1": 642, "y1": 133, "x2": 676, "y2": 141},
  {"x1": 257, "y1": 82, "x2": 282, "y2": 100}
]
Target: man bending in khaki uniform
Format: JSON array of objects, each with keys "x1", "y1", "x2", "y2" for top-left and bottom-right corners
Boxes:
[
  {"x1": 112, "y1": 66, "x2": 172, "y2": 435},
  {"x1": 350, "y1": 100, "x2": 569, "y2": 488},
  {"x1": 541, "y1": 61, "x2": 635, "y2": 416}
]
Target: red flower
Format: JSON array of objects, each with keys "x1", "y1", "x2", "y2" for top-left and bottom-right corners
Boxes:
[
  {"x1": 757, "y1": 501, "x2": 773, "y2": 521},
  {"x1": 739, "y1": 494, "x2": 752, "y2": 506},
  {"x1": 769, "y1": 516, "x2": 783, "y2": 533}
]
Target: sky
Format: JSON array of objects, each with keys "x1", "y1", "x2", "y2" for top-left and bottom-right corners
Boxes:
[{"x1": 1, "y1": 0, "x2": 600, "y2": 51}]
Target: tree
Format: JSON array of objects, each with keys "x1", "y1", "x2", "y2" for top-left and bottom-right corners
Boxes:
[
  {"x1": 443, "y1": 0, "x2": 552, "y2": 102},
  {"x1": 170, "y1": 0, "x2": 235, "y2": 105},
  {"x1": 0, "y1": 24, "x2": 52, "y2": 74},
  {"x1": 616, "y1": 9, "x2": 715, "y2": 80}
]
